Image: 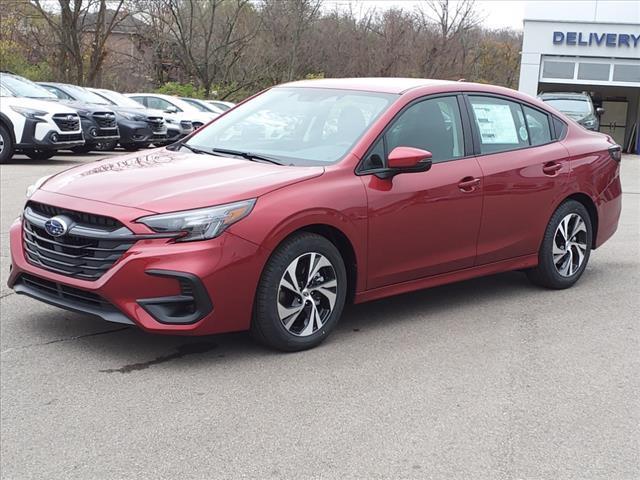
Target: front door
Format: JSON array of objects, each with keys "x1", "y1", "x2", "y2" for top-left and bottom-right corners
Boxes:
[{"x1": 362, "y1": 95, "x2": 483, "y2": 289}]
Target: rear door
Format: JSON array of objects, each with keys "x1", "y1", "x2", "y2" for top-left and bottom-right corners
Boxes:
[{"x1": 466, "y1": 94, "x2": 571, "y2": 265}]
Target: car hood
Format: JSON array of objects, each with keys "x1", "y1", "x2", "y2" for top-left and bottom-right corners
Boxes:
[
  {"x1": 41, "y1": 148, "x2": 324, "y2": 213},
  {"x1": 46, "y1": 99, "x2": 115, "y2": 114}
]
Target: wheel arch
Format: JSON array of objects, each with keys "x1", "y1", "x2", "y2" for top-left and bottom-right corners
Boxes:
[
  {"x1": 0, "y1": 113, "x2": 16, "y2": 144},
  {"x1": 562, "y1": 192, "x2": 599, "y2": 248}
]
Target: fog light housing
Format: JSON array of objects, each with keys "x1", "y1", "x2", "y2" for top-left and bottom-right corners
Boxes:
[
  {"x1": 89, "y1": 127, "x2": 98, "y2": 137},
  {"x1": 50, "y1": 132, "x2": 59, "y2": 142}
]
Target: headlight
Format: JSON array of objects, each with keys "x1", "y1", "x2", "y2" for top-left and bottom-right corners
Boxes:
[
  {"x1": 165, "y1": 118, "x2": 176, "y2": 124},
  {"x1": 76, "y1": 109, "x2": 90, "y2": 117},
  {"x1": 118, "y1": 111, "x2": 145, "y2": 122},
  {"x1": 137, "y1": 199, "x2": 256, "y2": 242},
  {"x1": 11, "y1": 106, "x2": 48, "y2": 121},
  {"x1": 26, "y1": 174, "x2": 53, "y2": 198},
  {"x1": 583, "y1": 117, "x2": 597, "y2": 126}
]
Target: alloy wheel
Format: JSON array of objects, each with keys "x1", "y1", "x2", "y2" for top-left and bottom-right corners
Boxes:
[
  {"x1": 553, "y1": 213, "x2": 588, "y2": 277},
  {"x1": 277, "y1": 252, "x2": 338, "y2": 337},
  {"x1": 0, "y1": 131, "x2": 4, "y2": 154}
]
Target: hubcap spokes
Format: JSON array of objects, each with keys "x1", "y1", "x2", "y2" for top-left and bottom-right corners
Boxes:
[
  {"x1": 0, "y1": 133, "x2": 4, "y2": 154},
  {"x1": 553, "y1": 213, "x2": 587, "y2": 277},
  {"x1": 277, "y1": 252, "x2": 338, "y2": 337}
]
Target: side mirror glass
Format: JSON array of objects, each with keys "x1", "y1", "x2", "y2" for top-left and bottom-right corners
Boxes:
[{"x1": 374, "y1": 146, "x2": 432, "y2": 179}]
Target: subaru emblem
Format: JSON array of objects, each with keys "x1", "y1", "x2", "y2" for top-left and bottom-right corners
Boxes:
[
  {"x1": 44, "y1": 216, "x2": 69, "y2": 237},
  {"x1": 66, "y1": 115, "x2": 75, "y2": 121}
]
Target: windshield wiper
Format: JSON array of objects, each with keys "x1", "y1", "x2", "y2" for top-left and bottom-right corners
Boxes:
[
  {"x1": 211, "y1": 148, "x2": 284, "y2": 166},
  {"x1": 175, "y1": 143, "x2": 216, "y2": 156}
]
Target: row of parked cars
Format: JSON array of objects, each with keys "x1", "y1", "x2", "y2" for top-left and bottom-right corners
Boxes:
[{"x1": 0, "y1": 71, "x2": 235, "y2": 163}]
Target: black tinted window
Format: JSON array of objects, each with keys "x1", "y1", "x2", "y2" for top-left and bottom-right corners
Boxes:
[
  {"x1": 385, "y1": 96, "x2": 464, "y2": 163},
  {"x1": 469, "y1": 96, "x2": 529, "y2": 154},
  {"x1": 523, "y1": 106, "x2": 552, "y2": 146}
]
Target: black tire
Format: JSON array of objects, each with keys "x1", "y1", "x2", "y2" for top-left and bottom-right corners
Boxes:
[
  {"x1": 121, "y1": 144, "x2": 140, "y2": 152},
  {"x1": 24, "y1": 149, "x2": 56, "y2": 161},
  {"x1": 0, "y1": 123, "x2": 15, "y2": 163},
  {"x1": 95, "y1": 140, "x2": 117, "y2": 151},
  {"x1": 526, "y1": 200, "x2": 592, "y2": 289},
  {"x1": 71, "y1": 144, "x2": 95, "y2": 154},
  {"x1": 251, "y1": 232, "x2": 347, "y2": 351}
]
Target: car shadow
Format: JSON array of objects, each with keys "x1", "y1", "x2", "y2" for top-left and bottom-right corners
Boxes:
[{"x1": 19, "y1": 270, "x2": 538, "y2": 373}]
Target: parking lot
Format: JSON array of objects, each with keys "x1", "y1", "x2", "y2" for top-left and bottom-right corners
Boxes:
[{"x1": 1, "y1": 151, "x2": 638, "y2": 479}]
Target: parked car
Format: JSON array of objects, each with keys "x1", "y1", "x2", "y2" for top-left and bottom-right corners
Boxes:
[
  {"x1": 40, "y1": 82, "x2": 164, "y2": 151},
  {"x1": 37, "y1": 82, "x2": 120, "y2": 153},
  {"x1": 0, "y1": 73, "x2": 84, "y2": 162},
  {"x1": 126, "y1": 93, "x2": 217, "y2": 129},
  {"x1": 179, "y1": 97, "x2": 225, "y2": 114},
  {"x1": 205, "y1": 100, "x2": 235, "y2": 112},
  {"x1": 88, "y1": 88, "x2": 190, "y2": 146},
  {"x1": 8, "y1": 78, "x2": 622, "y2": 351},
  {"x1": 538, "y1": 92, "x2": 603, "y2": 131}
]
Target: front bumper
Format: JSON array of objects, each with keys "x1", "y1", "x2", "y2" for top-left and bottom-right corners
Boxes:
[
  {"x1": 8, "y1": 191, "x2": 266, "y2": 335},
  {"x1": 16, "y1": 118, "x2": 84, "y2": 150},
  {"x1": 80, "y1": 117, "x2": 120, "y2": 146},
  {"x1": 118, "y1": 119, "x2": 167, "y2": 146}
]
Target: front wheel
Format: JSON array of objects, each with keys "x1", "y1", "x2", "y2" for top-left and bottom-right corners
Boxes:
[
  {"x1": 71, "y1": 144, "x2": 95, "y2": 154},
  {"x1": 526, "y1": 200, "x2": 592, "y2": 289},
  {"x1": 251, "y1": 233, "x2": 347, "y2": 351},
  {"x1": 24, "y1": 149, "x2": 56, "y2": 161},
  {"x1": 0, "y1": 123, "x2": 15, "y2": 163}
]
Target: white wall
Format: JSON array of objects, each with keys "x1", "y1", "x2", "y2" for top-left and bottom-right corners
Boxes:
[{"x1": 524, "y1": 1, "x2": 640, "y2": 25}]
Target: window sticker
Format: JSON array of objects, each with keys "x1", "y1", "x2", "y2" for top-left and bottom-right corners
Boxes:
[
  {"x1": 519, "y1": 126, "x2": 528, "y2": 141},
  {"x1": 472, "y1": 103, "x2": 519, "y2": 144}
]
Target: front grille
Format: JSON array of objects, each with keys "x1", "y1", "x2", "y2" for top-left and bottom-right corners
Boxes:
[
  {"x1": 92, "y1": 112, "x2": 117, "y2": 129},
  {"x1": 52, "y1": 114, "x2": 80, "y2": 131},
  {"x1": 56, "y1": 133, "x2": 83, "y2": 142},
  {"x1": 20, "y1": 274, "x2": 112, "y2": 310},
  {"x1": 29, "y1": 202, "x2": 121, "y2": 229},
  {"x1": 180, "y1": 121, "x2": 193, "y2": 130},
  {"x1": 95, "y1": 128, "x2": 119, "y2": 138},
  {"x1": 22, "y1": 203, "x2": 135, "y2": 281},
  {"x1": 146, "y1": 117, "x2": 165, "y2": 133}
]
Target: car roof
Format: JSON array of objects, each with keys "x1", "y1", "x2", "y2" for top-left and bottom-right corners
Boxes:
[
  {"x1": 278, "y1": 77, "x2": 457, "y2": 94},
  {"x1": 539, "y1": 92, "x2": 590, "y2": 99}
]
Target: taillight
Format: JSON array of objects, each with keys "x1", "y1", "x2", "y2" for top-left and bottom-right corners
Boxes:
[{"x1": 608, "y1": 145, "x2": 622, "y2": 162}]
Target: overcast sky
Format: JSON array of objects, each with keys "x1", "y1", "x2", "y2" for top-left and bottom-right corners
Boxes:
[{"x1": 322, "y1": 0, "x2": 526, "y2": 30}]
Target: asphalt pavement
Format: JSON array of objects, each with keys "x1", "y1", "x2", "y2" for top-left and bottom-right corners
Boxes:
[{"x1": 1, "y1": 151, "x2": 639, "y2": 480}]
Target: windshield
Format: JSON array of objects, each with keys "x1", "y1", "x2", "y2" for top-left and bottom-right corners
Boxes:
[
  {"x1": 185, "y1": 87, "x2": 396, "y2": 165},
  {"x1": 544, "y1": 98, "x2": 592, "y2": 114},
  {"x1": 0, "y1": 73, "x2": 56, "y2": 99},
  {"x1": 61, "y1": 84, "x2": 110, "y2": 105},
  {"x1": 95, "y1": 89, "x2": 145, "y2": 108}
]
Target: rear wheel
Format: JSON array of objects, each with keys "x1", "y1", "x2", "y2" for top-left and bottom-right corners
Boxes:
[
  {"x1": 526, "y1": 200, "x2": 592, "y2": 289},
  {"x1": 251, "y1": 233, "x2": 347, "y2": 351},
  {"x1": 24, "y1": 149, "x2": 56, "y2": 161},
  {"x1": 122, "y1": 144, "x2": 140, "y2": 152},
  {"x1": 0, "y1": 123, "x2": 15, "y2": 163}
]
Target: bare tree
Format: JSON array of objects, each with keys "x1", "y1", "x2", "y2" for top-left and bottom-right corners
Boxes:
[{"x1": 30, "y1": 0, "x2": 128, "y2": 85}]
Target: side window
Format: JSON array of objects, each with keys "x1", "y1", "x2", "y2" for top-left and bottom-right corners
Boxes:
[
  {"x1": 130, "y1": 96, "x2": 147, "y2": 107},
  {"x1": 552, "y1": 116, "x2": 568, "y2": 140},
  {"x1": 468, "y1": 96, "x2": 529, "y2": 154},
  {"x1": 44, "y1": 86, "x2": 73, "y2": 101},
  {"x1": 523, "y1": 106, "x2": 552, "y2": 146},
  {"x1": 384, "y1": 96, "x2": 464, "y2": 163},
  {"x1": 145, "y1": 96, "x2": 173, "y2": 111},
  {"x1": 361, "y1": 137, "x2": 385, "y2": 170}
]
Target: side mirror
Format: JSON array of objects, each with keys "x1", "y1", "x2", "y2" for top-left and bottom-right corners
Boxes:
[
  {"x1": 596, "y1": 107, "x2": 605, "y2": 116},
  {"x1": 375, "y1": 146, "x2": 432, "y2": 179},
  {"x1": 165, "y1": 106, "x2": 178, "y2": 114}
]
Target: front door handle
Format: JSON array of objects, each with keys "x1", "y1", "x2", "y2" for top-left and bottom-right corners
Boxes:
[
  {"x1": 542, "y1": 162, "x2": 562, "y2": 175},
  {"x1": 458, "y1": 177, "x2": 480, "y2": 192}
]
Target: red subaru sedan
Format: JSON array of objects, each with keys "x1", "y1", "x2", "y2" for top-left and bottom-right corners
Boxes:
[{"x1": 8, "y1": 78, "x2": 622, "y2": 351}]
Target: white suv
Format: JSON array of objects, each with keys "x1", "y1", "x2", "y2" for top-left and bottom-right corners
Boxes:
[{"x1": 0, "y1": 75, "x2": 84, "y2": 162}]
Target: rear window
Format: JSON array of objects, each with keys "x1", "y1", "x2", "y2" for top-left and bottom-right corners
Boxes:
[{"x1": 552, "y1": 116, "x2": 568, "y2": 140}]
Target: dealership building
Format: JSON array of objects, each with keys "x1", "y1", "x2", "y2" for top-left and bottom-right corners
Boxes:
[{"x1": 518, "y1": 0, "x2": 639, "y2": 152}]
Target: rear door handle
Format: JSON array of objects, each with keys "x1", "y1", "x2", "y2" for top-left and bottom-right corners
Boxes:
[
  {"x1": 542, "y1": 162, "x2": 562, "y2": 175},
  {"x1": 458, "y1": 177, "x2": 480, "y2": 192}
]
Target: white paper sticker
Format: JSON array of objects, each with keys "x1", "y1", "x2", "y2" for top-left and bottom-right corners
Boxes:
[{"x1": 472, "y1": 103, "x2": 518, "y2": 144}]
